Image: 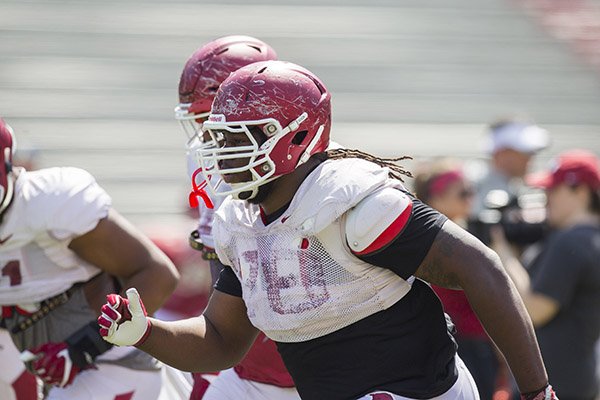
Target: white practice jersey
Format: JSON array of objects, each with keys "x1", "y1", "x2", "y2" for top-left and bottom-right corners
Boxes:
[
  {"x1": 0, "y1": 167, "x2": 111, "y2": 306},
  {"x1": 213, "y1": 158, "x2": 414, "y2": 342},
  {"x1": 193, "y1": 141, "x2": 344, "y2": 249}
]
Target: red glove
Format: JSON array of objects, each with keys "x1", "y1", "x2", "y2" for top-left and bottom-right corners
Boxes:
[
  {"x1": 27, "y1": 342, "x2": 84, "y2": 387},
  {"x1": 98, "y1": 288, "x2": 152, "y2": 346},
  {"x1": 521, "y1": 385, "x2": 558, "y2": 400}
]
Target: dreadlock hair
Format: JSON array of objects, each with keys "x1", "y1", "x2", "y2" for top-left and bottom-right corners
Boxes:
[{"x1": 320, "y1": 148, "x2": 413, "y2": 182}]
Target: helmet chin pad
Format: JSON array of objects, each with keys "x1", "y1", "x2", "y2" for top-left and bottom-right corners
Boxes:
[
  {"x1": 236, "y1": 190, "x2": 255, "y2": 201},
  {"x1": 229, "y1": 182, "x2": 260, "y2": 200}
]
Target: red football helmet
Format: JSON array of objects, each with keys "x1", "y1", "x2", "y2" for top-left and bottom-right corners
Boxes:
[
  {"x1": 174, "y1": 35, "x2": 278, "y2": 147},
  {"x1": 0, "y1": 118, "x2": 16, "y2": 214},
  {"x1": 198, "y1": 60, "x2": 332, "y2": 199}
]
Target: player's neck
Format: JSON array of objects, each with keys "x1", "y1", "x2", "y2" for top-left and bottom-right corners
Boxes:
[{"x1": 258, "y1": 157, "x2": 323, "y2": 215}]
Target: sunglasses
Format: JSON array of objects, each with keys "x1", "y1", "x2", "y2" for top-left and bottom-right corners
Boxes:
[{"x1": 459, "y1": 188, "x2": 474, "y2": 199}]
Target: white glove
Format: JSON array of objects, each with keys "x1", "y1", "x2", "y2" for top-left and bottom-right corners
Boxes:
[{"x1": 98, "y1": 288, "x2": 151, "y2": 346}]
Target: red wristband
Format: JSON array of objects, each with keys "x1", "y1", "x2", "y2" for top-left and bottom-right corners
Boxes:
[{"x1": 134, "y1": 319, "x2": 153, "y2": 347}]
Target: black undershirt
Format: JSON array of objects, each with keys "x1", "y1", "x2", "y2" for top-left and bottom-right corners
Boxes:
[
  {"x1": 261, "y1": 201, "x2": 291, "y2": 225},
  {"x1": 215, "y1": 192, "x2": 457, "y2": 399}
]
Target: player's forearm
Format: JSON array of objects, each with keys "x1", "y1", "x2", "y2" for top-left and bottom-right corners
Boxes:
[
  {"x1": 136, "y1": 316, "x2": 243, "y2": 372},
  {"x1": 419, "y1": 222, "x2": 549, "y2": 393},
  {"x1": 121, "y1": 260, "x2": 179, "y2": 314},
  {"x1": 463, "y1": 251, "x2": 548, "y2": 393}
]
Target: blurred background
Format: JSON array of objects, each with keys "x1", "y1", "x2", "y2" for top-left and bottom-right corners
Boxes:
[{"x1": 1, "y1": 0, "x2": 600, "y2": 230}]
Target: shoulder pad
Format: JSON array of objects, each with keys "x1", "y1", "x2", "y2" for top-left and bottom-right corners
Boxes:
[{"x1": 345, "y1": 188, "x2": 413, "y2": 256}]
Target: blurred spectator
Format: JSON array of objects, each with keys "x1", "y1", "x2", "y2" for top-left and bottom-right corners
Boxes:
[
  {"x1": 415, "y1": 159, "x2": 503, "y2": 399},
  {"x1": 414, "y1": 158, "x2": 474, "y2": 227},
  {"x1": 472, "y1": 117, "x2": 549, "y2": 216},
  {"x1": 469, "y1": 118, "x2": 550, "y2": 246},
  {"x1": 491, "y1": 149, "x2": 600, "y2": 400}
]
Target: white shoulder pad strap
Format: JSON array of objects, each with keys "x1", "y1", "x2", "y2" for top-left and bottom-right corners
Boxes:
[{"x1": 345, "y1": 187, "x2": 413, "y2": 256}]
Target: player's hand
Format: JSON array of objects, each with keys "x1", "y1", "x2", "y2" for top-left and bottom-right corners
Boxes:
[
  {"x1": 520, "y1": 385, "x2": 558, "y2": 400},
  {"x1": 23, "y1": 342, "x2": 86, "y2": 387},
  {"x1": 98, "y1": 288, "x2": 152, "y2": 347}
]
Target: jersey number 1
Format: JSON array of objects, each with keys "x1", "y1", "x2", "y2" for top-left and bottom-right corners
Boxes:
[{"x1": 1, "y1": 261, "x2": 21, "y2": 286}]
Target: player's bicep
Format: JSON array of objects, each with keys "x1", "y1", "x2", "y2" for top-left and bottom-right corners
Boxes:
[
  {"x1": 416, "y1": 219, "x2": 500, "y2": 290},
  {"x1": 69, "y1": 208, "x2": 170, "y2": 279},
  {"x1": 203, "y1": 289, "x2": 259, "y2": 363},
  {"x1": 414, "y1": 221, "x2": 464, "y2": 289}
]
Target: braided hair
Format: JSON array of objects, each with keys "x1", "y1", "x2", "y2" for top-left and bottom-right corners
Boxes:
[{"x1": 321, "y1": 148, "x2": 413, "y2": 182}]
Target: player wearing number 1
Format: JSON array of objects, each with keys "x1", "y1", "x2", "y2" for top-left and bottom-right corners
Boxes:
[
  {"x1": 99, "y1": 61, "x2": 559, "y2": 400},
  {"x1": 0, "y1": 118, "x2": 180, "y2": 399}
]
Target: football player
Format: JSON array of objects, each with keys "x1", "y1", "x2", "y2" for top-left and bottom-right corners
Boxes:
[
  {"x1": 0, "y1": 141, "x2": 42, "y2": 400},
  {"x1": 0, "y1": 118, "x2": 180, "y2": 399},
  {"x1": 175, "y1": 35, "x2": 299, "y2": 400},
  {"x1": 99, "y1": 61, "x2": 558, "y2": 400},
  {"x1": 0, "y1": 328, "x2": 40, "y2": 400}
]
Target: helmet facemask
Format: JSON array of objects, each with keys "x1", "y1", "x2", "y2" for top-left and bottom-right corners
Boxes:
[
  {"x1": 195, "y1": 60, "x2": 332, "y2": 202},
  {"x1": 175, "y1": 37, "x2": 278, "y2": 207},
  {"x1": 174, "y1": 102, "x2": 211, "y2": 149},
  {"x1": 198, "y1": 112, "x2": 313, "y2": 200}
]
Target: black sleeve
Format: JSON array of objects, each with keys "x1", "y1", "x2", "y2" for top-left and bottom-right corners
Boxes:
[
  {"x1": 214, "y1": 265, "x2": 243, "y2": 297},
  {"x1": 356, "y1": 192, "x2": 448, "y2": 280}
]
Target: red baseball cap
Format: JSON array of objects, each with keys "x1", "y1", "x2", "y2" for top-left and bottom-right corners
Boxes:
[{"x1": 527, "y1": 149, "x2": 600, "y2": 190}]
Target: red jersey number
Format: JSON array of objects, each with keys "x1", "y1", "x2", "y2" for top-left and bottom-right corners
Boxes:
[{"x1": 1, "y1": 260, "x2": 22, "y2": 286}]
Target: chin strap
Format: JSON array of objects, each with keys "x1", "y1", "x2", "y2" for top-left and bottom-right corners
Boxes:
[
  {"x1": 230, "y1": 184, "x2": 258, "y2": 201},
  {"x1": 189, "y1": 168, "x2": 214, "y2": 209},
  {"x1": 296, "y1": 124, "x2": 324, "y2": 167}
]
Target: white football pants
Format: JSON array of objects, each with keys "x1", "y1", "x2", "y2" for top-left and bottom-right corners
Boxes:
[
  {"x1": 202, "y1": 367, "x2": 300, "y2": 400},
  {"x1": 357, "y1": 356, "x2": 480, "y2": 400}
]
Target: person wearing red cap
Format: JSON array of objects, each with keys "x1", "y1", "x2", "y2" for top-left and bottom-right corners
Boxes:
[{"x1": 492, "y1": 149, "x2": 600, "y2": 400}]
